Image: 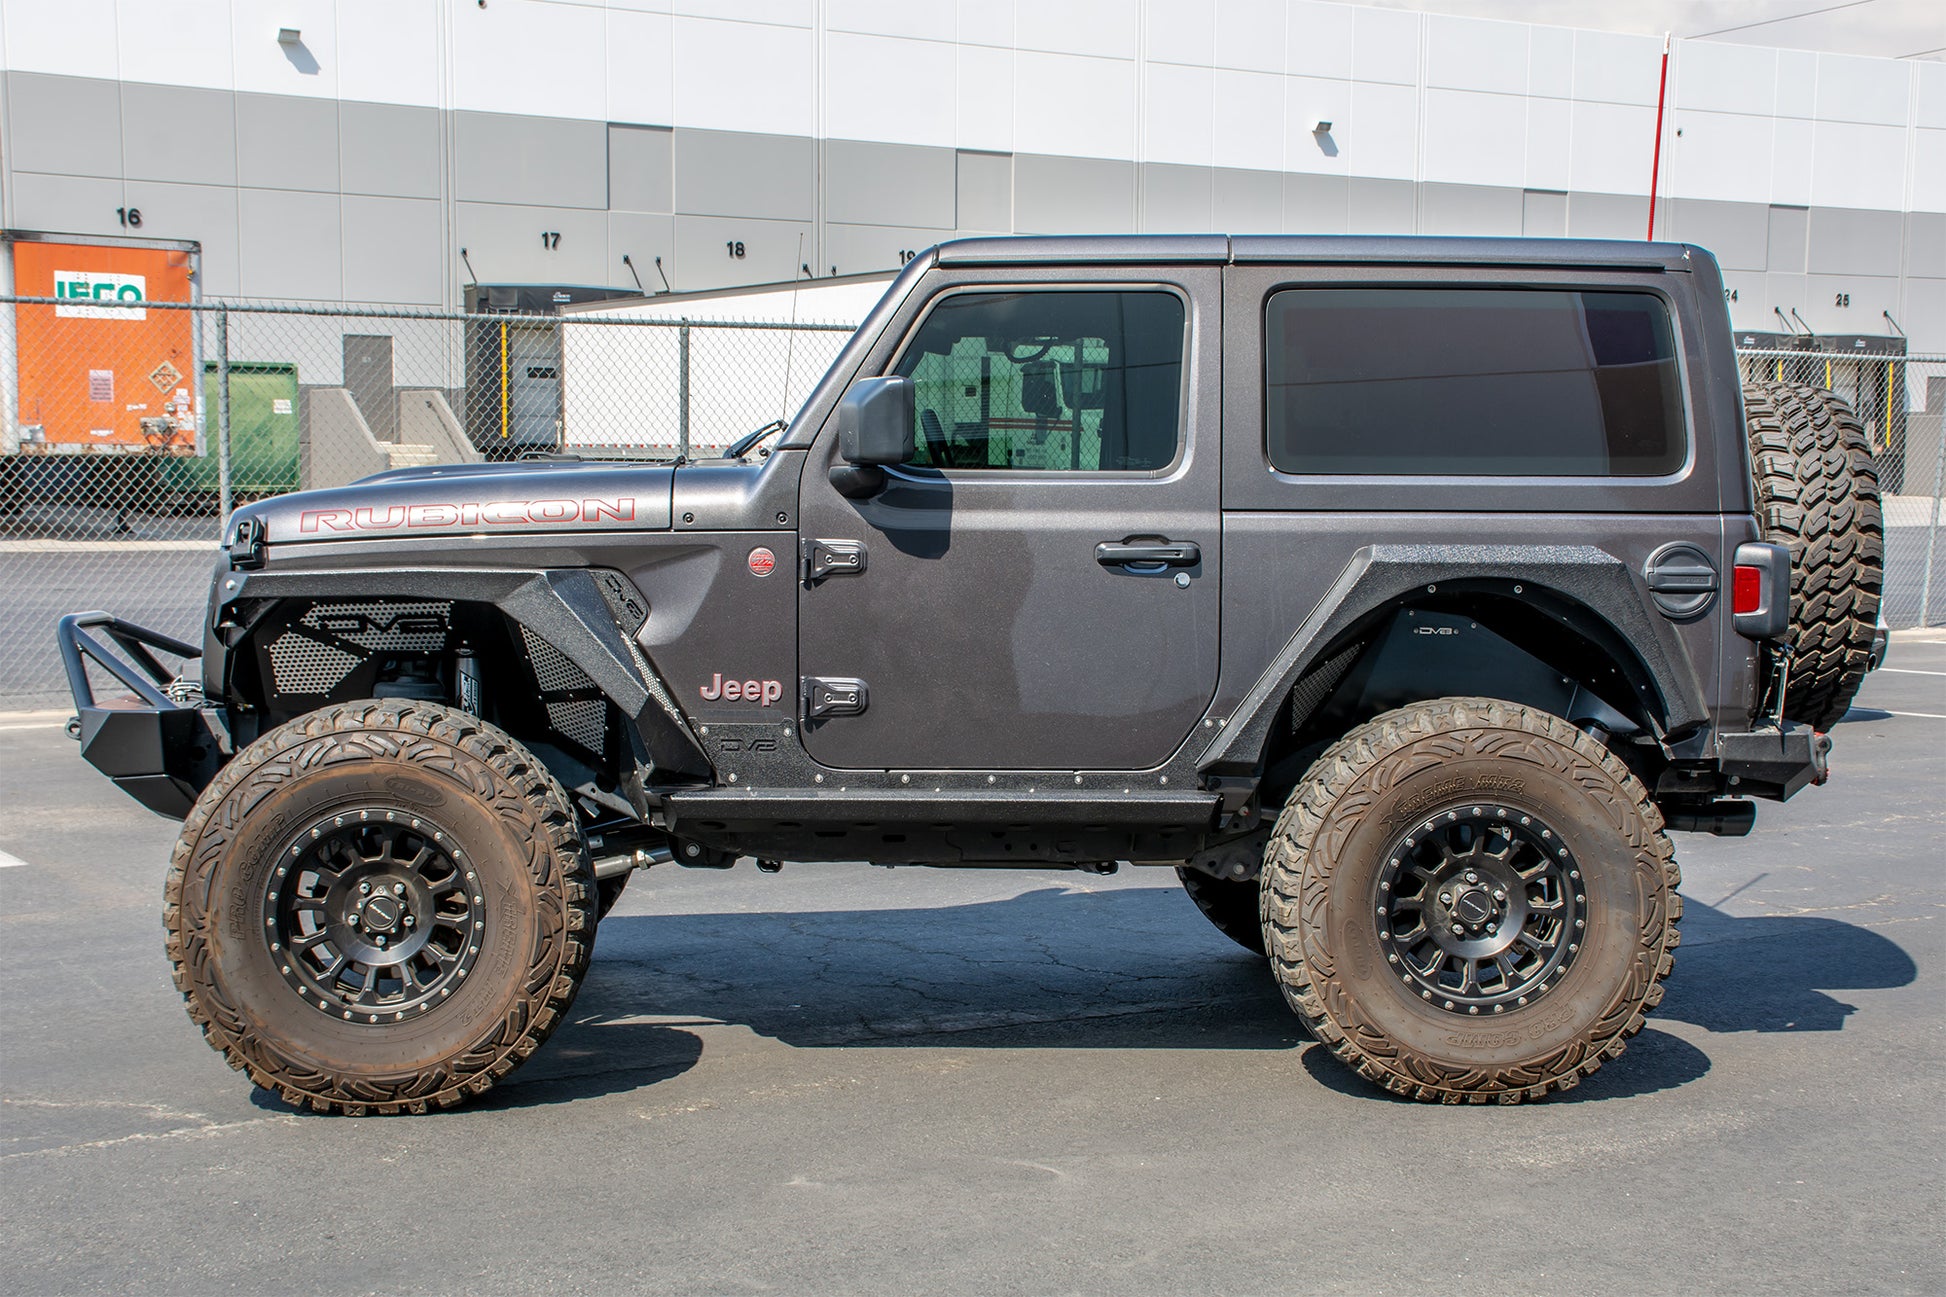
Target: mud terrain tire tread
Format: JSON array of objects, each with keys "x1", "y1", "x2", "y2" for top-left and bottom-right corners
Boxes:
[
  {"x1": 1176, "y1": 867, "x2": 1268, "y2": 956},
  {"x1": 1742, "y1": 380, "x2": 1884, "y2": 730},
  {"x1": 163, "y1": 700, "x2": 595, "y2": 1116},
  {"x1": 1262, "y1": 697, "x2": 1681, "y2": 1104}
]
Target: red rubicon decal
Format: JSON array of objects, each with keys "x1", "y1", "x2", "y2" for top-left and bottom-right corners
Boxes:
[
  {"x1": 747, "y1": 547, "x2": 777, "y2": 577},
  {"x1": 298, "y1": 497, "x2": 638, "y2": 533}
]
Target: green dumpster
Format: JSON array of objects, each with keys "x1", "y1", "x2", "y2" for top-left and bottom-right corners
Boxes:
[{"x1": 157, "y1": 362, "x2": 301, "y2": 502}]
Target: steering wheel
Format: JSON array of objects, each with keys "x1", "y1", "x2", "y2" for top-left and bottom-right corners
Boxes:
[{"x1": 1006, "y1": 338, "x2": 1056, "y2": 363}]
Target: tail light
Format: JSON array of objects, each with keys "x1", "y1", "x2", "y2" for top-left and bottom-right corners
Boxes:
[
  {"x1": 1732, "y1": 564, "x2": 1763, "y2": 614},
  {"x1": 1732, "y1": 542, "x2": 1790, "y2": 640}
]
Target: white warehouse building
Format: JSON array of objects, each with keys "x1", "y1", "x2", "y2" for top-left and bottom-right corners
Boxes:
[{"x1": 1, "y1": 0, "x2": 1941, "y2": 348}]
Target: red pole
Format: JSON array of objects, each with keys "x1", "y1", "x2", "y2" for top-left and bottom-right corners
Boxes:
[{"x1": 1647, "y1": 32, "x2": 1671, "y2": 240}]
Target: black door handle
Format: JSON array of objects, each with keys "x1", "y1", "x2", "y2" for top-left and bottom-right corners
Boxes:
[{"x1": 1096, "y1": 539, "x2": 1201, "y2": 569}]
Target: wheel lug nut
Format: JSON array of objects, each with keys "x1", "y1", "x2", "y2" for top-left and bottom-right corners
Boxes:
[
  {"x1": 403, "y1": 915, "x2": 415, "y2": 928},
  {"x1": 393, "y1": 883, "x2": 406, "y2": 896},
  {"x1": 375, "y1": 935, "x2": 386, "y2": 947},
  {"x1": 1439, "y1": 892, "x2": 1452, "y2": 905},
  {"x1": 1464, "y1": 871, "x2": 1478, "y2": 883},
  {"x1": 1492, "y1": 889, "x2": 1506, "y2": 902},
  {"x1": 1451, "y1": 923, "x2": 1465, "y2": 936},
  {"x1": 360, "y1": 881, "x2": 371, "y2": 894}
]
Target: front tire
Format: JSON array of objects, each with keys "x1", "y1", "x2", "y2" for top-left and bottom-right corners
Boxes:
[
  {"x1": 164, "y1": 701, "x2": 596, "y2": 1114},
  {"x1": 1263, "y1": 697, "x2": 1681, "y2": 1104}
]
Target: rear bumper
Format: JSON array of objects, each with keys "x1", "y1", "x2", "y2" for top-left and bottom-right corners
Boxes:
[
  {"x1": 1717, "y1": 724, "x2": 1831, "y2": 801},
  {"x1": 58, "y1": 612, "x2": 224, "y2": 819}
]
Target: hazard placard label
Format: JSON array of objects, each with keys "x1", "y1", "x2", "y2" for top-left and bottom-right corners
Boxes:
[{"x1": 148, "y1": 360, "x2": 182, "y2": 392}]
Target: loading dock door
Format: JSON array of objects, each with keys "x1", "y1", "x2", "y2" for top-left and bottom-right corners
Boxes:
[
  {"x1": 505, "y1": 326, "x2": 560, "y2": 451},
  {"x1": 467, "y1": 319, "x2": 561, "y2": 456}
]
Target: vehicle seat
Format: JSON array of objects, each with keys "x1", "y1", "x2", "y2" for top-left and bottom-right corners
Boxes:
[{"x1": 920, "y1": 408, "x2": 950, "y2": 466}]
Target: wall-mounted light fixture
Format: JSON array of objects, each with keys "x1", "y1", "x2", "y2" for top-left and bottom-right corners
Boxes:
[
  {"x1": 1312, "y1": 120, "x2": 1333, "y2": 134},
  {"x1": 277, "y1": 27, "x2": 302, "y2": 44}
]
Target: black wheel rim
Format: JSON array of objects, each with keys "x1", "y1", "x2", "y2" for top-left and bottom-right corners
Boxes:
[
  {"x1": 264, "y1": 810, "x2": 485, "y2": 1023},
  {"x1": 1374, "y1": 803, "x2": 1585, "y2": 1015}
]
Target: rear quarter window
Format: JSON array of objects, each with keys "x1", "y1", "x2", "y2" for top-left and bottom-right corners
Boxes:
[{"x1": 1264, "y1": 287, "x2": 1686, "y2": 476}]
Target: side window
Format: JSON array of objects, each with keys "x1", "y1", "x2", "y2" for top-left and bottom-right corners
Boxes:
[
  {"x1": 892, "y1": 290, "x2": 1185, "y2": 472},
  {"x1": 1264, "y1": 287, "x2": 1686, "y2": 476}
]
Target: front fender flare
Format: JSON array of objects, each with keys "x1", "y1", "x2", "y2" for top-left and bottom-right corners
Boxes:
[{"x1": 213, "y1": 566, "x2": 711, "y2": 780}]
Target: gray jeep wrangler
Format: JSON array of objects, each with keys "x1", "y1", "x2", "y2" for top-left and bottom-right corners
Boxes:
[{"x1": 61, "y1": 236, "x2": 1882, "y2": 1111}]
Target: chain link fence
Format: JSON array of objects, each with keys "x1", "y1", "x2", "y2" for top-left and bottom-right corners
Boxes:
[
  {"x1": 2, "y1": 294, "x2": 1940, "y2": 709},
  {"x1": 0, "y1": 294, "x2": 853, "y2": 707}
]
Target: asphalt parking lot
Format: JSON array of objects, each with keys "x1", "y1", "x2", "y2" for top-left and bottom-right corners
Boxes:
[{"x1": 2, "y1": 638, "x2": 1942, "y2": 1296}]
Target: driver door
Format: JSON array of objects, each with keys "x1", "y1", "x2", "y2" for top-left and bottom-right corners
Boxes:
[{"x1": 795, "y1": 268, "x2": 1222, "y2": 771}]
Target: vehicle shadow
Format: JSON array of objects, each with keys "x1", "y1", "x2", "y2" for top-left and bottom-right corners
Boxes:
[
  {"x1": 478, "y1": 1024, "x2": 705, "y2": 1111},
  {"x1": 1295, "y1": 1026, "x2": 1714, "y2": 1104},
  {"x1": 1656, "y1": 899, "x2": 1918, "y2": 1034},
  {"x1": 248, "y1": 1024, "x2": 709, "y2": 1115},
  {"x1": 478, "y1": 880, "x2": 1918, "y2": 1107}
]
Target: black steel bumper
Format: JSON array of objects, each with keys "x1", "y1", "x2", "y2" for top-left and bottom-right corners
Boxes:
[
  {"x1": 58, "y1": 612, "x2": 225, "y2": 819},
  {"x1": 1718, "y1": 723, "x2": 1832, "y2": 801}
]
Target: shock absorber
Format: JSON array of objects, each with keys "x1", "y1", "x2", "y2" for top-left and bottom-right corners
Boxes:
[{"x1": 455, "y1": 646, "x2": 482, "y2": 715}]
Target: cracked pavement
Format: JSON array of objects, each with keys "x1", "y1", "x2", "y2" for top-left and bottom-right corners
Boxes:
[{"x1": 2, "y1": 638, "x2": 1941, "y2": 1295}]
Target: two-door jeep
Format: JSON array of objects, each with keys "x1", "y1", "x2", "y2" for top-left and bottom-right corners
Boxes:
[{"x1": 62, "y1": 235, "x2": 1881, "y2": 1110}]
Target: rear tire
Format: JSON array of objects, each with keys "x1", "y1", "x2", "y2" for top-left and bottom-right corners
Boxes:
[
  {"x1": 1743, "y1": 380, "x2": 1884, "y2": 729},
  {"x1": 1263, "y1": 697, "x2": 1680, "y2": 1104},
  {"x1": 164, "y1": 700, "x2": 596, "y2": 1114}
]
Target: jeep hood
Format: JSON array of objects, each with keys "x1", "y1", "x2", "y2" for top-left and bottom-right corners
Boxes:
[{"x1": 229, "y1": 459, "x2": 675, "y2": 546}]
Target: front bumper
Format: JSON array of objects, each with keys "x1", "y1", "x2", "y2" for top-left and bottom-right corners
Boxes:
[{"x1": 58, "y1": 612, "x2": 225, "y2": 819}]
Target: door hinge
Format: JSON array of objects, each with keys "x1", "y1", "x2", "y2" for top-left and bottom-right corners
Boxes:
[
  {"x1": 803, "y1": 676, "x2": 869, "y2": 720},
  {"x1": 803, "y1": 538, "x2": 868, "y2": 583}
]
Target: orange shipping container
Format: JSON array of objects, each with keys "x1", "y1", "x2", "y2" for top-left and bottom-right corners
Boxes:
[{"x1": 8, "y1": 236, "x2": 200, "y2": 455}]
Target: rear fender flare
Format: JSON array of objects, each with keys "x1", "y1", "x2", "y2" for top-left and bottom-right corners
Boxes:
[{"x1": 1197, "y1": 545, "x2": 1708, "y2": 779}]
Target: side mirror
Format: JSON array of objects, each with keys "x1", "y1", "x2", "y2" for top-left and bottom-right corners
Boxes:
[
  {"x1": 837, "y1": 376, "x2": 915, "y2": 466},
  {"x1": 832, "y1": 376, "x2": 915, "y2": 499}
]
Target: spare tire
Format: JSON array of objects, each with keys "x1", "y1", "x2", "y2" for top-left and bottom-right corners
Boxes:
[{"x1": 1742, "y1": 380, "x2": 1884, "y2": 729}]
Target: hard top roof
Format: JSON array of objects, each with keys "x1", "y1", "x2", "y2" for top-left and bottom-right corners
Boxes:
[{"x1": 933, "y1": 234, "x2": 1696, "y2": 272}]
